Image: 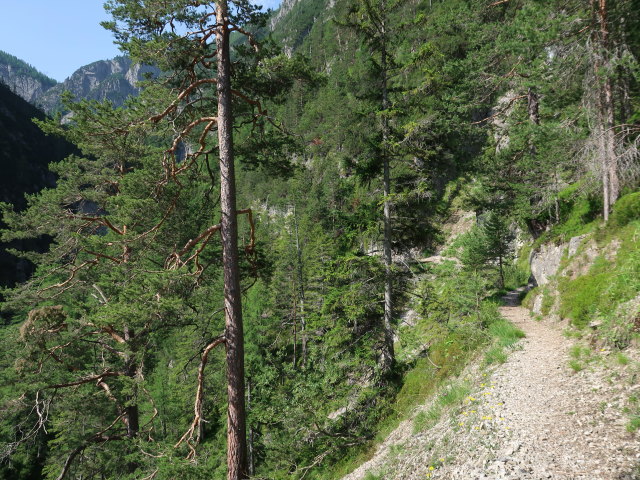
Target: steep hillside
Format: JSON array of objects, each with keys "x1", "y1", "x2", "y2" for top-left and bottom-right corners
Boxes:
[
  {"x1": 0, "y1": 50, "x2": 57, "y2": 103},
  {"x1": 0, "y1": 83, "x2": 75, "y2": 290},
  {"x1": 0, "y1": 1, "x2": 637, "y2": 479}
]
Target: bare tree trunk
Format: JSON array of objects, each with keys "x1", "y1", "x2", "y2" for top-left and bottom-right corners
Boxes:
[
  {"x1": 527, "y1": 88, "x2": 540, "y2": 126},
  {"x1": 380, "y1": 7, "x2": 395, "y2": 373},
  {"x1": 123, "y1": 327, "x2": 139, "y2": 474},
  {"x1": 594, "y1": 0, "x2": 618, "y2": 221},
  {"x1": 216, "y1": 2, "x2": 248, "y2": 478},
  {"x1": 247, "y1": 379, "x2": 255, "y2": 477}
]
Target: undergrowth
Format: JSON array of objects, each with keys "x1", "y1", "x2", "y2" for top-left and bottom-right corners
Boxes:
[
  {"x1": 558, "y1": 218, "x2": 640, "y2": 346},
  {"x1": 316, "y1": 264, "x2": 525, "y2": 479}
]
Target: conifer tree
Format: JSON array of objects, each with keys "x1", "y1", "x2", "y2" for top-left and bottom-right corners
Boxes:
[
  {"x1": 340, "y1": 0, "x2": 408, "y2": 372},
  {"x1": 1, "y1": 1, "x2": 309, "y2": 478}
]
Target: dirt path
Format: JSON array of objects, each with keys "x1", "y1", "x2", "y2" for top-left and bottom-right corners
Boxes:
[{"x1": 342, "y1": 304, "x2": 640, "y2": 480}]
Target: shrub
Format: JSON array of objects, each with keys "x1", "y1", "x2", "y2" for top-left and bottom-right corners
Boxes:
[{"x1": 611, "y1": 192, "x2": 640, "y2": 227}]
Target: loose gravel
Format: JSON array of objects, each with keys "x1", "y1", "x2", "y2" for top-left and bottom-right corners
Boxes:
[{"x1": 341, "y1": 304, "x2": 640, "y2": 480}]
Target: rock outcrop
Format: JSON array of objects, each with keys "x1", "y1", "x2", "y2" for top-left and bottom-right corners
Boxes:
[
  {"x1": 36, "y1": 57, "x2": 159, "y2": 113},
  {"x1": 0, "y1": 51, "x2": 57, "y2": 103}
]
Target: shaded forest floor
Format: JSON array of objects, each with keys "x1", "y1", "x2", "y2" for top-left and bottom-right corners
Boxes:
[{"x1": 342, "y1": 298, "x2": 640, "y2": 480}]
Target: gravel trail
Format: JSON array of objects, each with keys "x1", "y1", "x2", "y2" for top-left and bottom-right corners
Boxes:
[{"x1": 341, "y1": 302, "x2": 640, "y2": 480}]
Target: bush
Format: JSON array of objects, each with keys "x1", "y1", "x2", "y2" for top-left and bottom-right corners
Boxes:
[{"x1": 611, "y1": 192, "x2": 640, "y2": 227}]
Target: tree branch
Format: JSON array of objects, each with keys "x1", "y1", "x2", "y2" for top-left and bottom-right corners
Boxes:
[{"x1": 174, "y1": 336, "x2": 226, "y2": 459}]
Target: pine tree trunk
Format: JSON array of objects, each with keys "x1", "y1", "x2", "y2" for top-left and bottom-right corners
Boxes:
[{"x1": 216, "y1": 2, "x2": 248, "y2": 478}]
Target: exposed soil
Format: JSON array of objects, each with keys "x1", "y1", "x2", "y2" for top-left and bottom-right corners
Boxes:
[{"x1": 341, "y1": 300, "x2": 640, "y2": 480}]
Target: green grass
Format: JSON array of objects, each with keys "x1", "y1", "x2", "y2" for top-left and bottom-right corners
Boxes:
[
  {"x1": 412, "y1": 380, "x2": 471, "y2": 433},
  {"x1": 540, "y1": 286, "x2": 555, "y2": 316},
  {"x1": 483, "y1": 317, "x2": 525, "y2": 365},
  {"x1": 616, "y1": 353, "x2": 630, "y2": 366},
  {"x1": 322, "y1": 325, "x2": 487, "y2": 479},
  {"x1": 569, "y1": 359, "x2": 584, "y2": 372},
  {"x1": 438, "y1": 381, "x2": 471, "y2": 407},
  {"x1": 413, "y1": 405, "x2": 442, "y2": 433},
  {"x1": 627, "y1": 413, "x2": 640, "y2": 433},
  {"x1": 484, "y1": 345, "x2": 508, "y2": 365},
  {"x1": 568, "y1": 344, "x2": 594, "y2": 372},
  {"x1": 488, "y1": 319, "x2": 526, "y2": 347},
  {"x1": 364, "y1": 472, "x2": 383, "y2": 480},
  {"x1": 557, "y1": 221, "x2": 640, "y2": 337}
]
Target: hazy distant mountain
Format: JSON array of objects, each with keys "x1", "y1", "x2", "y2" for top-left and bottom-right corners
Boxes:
[
  {"x1": 36, "y1": 56, "x2": 159, "y2": 114},
  {"x1": 0, "y1": 50, "x2": 58, "y2": 103}
]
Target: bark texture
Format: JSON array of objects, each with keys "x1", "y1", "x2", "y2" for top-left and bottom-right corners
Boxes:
[{"x1": 216, "y1": 2, "x2": 248, "y2": 478}]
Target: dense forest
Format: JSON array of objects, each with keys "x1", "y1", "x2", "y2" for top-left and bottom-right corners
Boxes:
[{"x1": 1, "y1": 0, "x2": 639, "y2": 479}]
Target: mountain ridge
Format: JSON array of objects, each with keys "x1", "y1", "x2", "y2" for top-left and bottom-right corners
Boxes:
[{"x1": 0, "y1": 51, "x2": 158, "y2": 114}]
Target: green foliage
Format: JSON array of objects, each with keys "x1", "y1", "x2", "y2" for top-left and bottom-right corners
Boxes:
[
  {"x1": 502, "y1": 264, "x2": 530, "y2": 291},
  {"x1": 611, "y1": 192, "x2": 640, "y2": 227},
  {"x1": 457, "y1": 211, "x2": 515, "y2": 289},
  {"x1": 558, "y1": 222, "x2": 640, "y2": 335},
  {"x1": 1, "y1": 0, "x2": 639, "y2": 478}
]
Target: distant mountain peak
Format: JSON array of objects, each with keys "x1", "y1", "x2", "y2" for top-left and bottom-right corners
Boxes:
[{"x1": 35, "y1": 57, "x2": 159, "y2": 114}]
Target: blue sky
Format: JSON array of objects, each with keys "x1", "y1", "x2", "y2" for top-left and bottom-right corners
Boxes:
[{"x1": 0, "y1": 0, "x2": 281, "y2": 82}]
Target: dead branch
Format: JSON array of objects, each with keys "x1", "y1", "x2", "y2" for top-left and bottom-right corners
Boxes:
[
  {"x1": 178, "y1": 224, "x2": 222, "y2": 257},
  {"x1": 92, "y1": 284, "x2": 109, "y2": 304},
  {"x1": 96, "y1": 380, "x2": 119, "y2": 405},
  {"x1": 55, "y1": 424, "x2": 126, "y2": 480},
  {"x1": 46, "y1": 370, "x2": 122, "y2": 390},
  {"x1": 229, "y1": 23, "x2": 259, "y2": 51},
  {"x1": 101, "y1": 326, "x2": 126, "y2": 344},
  {"x1": 40, "y1": 259, "x2": 99, "y2": 293},
  {"x1": 298, "y1": 449, "x2": 334, "y2": 480},
  {"x1": 148, "y1": 79, "x2": 218, "y2": 124},
  {"x1": 78, "y1": 216, "x2": 125, "y2": 236},
  {"x1": 168, "y1": 117, "x2": 218, "y2": 155},
  {"x1": 174, "y1": 335, "x2": 226, "y2": 459},
  {"x1": 237, "y1": 209, "x2": 256, "y2": 253},
  {"x1": 140, "y1": 469, "x2": 160, "y2": 480},
  {"x1": 141, "y1": 385, "x2": 159, "y2": 432},
  {"x1": 83, "y1": 250, "x2": 123, "y2": 264},
  {"x1": 56, "y1": 444, "x2": 85, "y2": 480}
]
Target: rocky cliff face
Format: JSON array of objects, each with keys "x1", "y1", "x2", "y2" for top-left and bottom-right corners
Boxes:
[
  {"x1": 0, "y1": 64, "x2": 53, "y2": 103},
  {"x1": 35, "y1": 57, "x2": 159, "y2": 113},
  {"x1": 0, "y1": 51, "x2": 57, "y2": 103}
]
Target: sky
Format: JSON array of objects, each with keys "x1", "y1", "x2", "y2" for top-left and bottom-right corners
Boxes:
[{"x1": 0, "y1": 0, "x2": 282, "y2": 82}]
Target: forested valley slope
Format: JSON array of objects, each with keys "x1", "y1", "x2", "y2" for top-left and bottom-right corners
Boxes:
[{"x1": 0, "y1": 0, "x2": 639, "y2": 479}]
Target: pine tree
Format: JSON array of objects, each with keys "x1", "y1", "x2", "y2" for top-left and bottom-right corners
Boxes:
[{"x1": 1, "y1": 1, "x2": 310, "y2": 478}]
